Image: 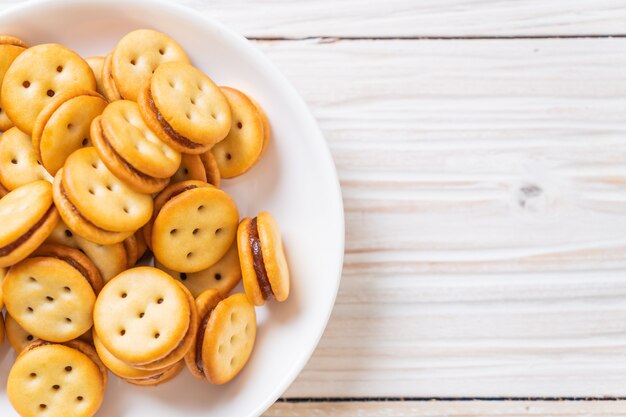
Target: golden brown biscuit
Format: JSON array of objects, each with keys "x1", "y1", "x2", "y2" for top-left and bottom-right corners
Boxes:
[
  {"x1": 238, "y1": 212, "x2": 290, "y2": 306},
  {"x1": 102, "y1": 53, "x2": 122, "y2": 102},
  {"x1": 85, "y1": 56, "x2": 106, "y2": 97},
  {"x1": 0, "y1": 181, "x2": 59, "y2": 267},
  {"x1": 137, "y1": 62, "x2": 231, "y2": 154},
  {"x1": 1, "y1": 43, "x2": 96, "y2": 134},
  {"x1": 0, "y1": 36, "x2": 28, "y2": 131},
  {"x1": 171, "y1": 154, "x2": 207, "y2": 184},
  {"x1": 184, "y1": 291, "x2": 256, "y2": 384},
  {"x1": 0, "y1": 127, "x2": 52, "y2": 190},
  {"x1": 200, "y1": 151, "x2": 221, "y2": 187},
  {"x1": 152, "y1": 185, "x2": 239, "y2": 272}
]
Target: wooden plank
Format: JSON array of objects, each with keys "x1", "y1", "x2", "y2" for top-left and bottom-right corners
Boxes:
[
  {"x1": 264, "y1": 401, "x2": 626, "y2": 416},
  {"x1": 250, "y1": 37, "x2": 626, "y2": 397},
  {"x1": 3, "y1": 0, "x2": 626, "y2": 38}
]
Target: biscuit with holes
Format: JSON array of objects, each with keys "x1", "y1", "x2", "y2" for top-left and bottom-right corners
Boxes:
[
  {"x1": 138, "y1": 61, "x2": 231, "y2": 154},
  {"x1": 171, "y1": 154, "x2": 207, "y2": 184},
  {"x1": 111, "y1": 29, "x2": 189, "y2": 101},
  {"x1": 93, "y1": 267, "x2": 197, "y2": 368},
  {"x1": 85, "y1": 56, "x2": 106, "y2": 97},
  {"x1": 238, "y1": 212, "x2": 290, "y2": 306},
  {"x1": 93, "y1": 330, "x2": 183, "y2": 385},
  {"x1": 0, "y1": 181, "x2": 59, "y2": 267},
  {"x1": 92, "y1": 100, "x2": 181, "y2": 193},
  {"x1": 8, "y1": 340, "x2": 106, "y2": 417},
  {"x1": 102, "y1": 53, "x2": 121, "y2": 101},
  {"x1": 152, "y1": 184, "x2": 238, "y2": 272},
  {"x1": 4, "y1": 255, "x2": 98, "y2": 342},
  {"x1": 32, "y1": 89, "x2": 107, "y2": 175},
  {"x1": 0, "y1": 127, "x2": 52, "y2": 190},
  {"x1": 46, "y1": 221, "x2": 127, "y2": 282},
  {"x1": 211, "y1": 87, "x2": 269, "y2": 178},
  {"x1": 1, "y1": 43, "x2": 96, "y2": 135},
  {"x1": 0, "y1": 36, "x2": 28, "y2": 131},
  {"x1": 185, "y1": 292, "x2": 256, "y2": 384},
  {"x1": 157, "y1": 239, "x2": 241, "y2": 298},
  {"x1": 56, "y1": 147, "x2": 153, "y2": 238},
  {"x1": 200, "y1": 151, "x2": 221, "y2": 187}
]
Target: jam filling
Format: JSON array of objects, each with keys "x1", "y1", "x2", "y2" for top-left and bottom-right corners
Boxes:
[
  {"x1": 147, "y1": 90, "x2": 202, "y2": 149},
  {"x1": 0, "y1": 206, "x2": 55, "y2": 257},
  {"x1": 195, "y1": 307, "x2": 215, "y2": 375},
  {"x1": 249, "y1": 217, "x2": 274, "y2": 300}
]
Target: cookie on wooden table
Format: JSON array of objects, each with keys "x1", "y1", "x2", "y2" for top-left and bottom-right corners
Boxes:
[
  {"x1": 0, "y1": 127, "x2": 52, "y2": 190},
  {"x1": 3, "y1": 250, "x2": 100, "y2": 342},
  {"x1": 85, "y1": 56, "x2": 106, "y2": 97},
  {"x1": 0, "y1": 181, "x2": 59, "y2": 267},
  {"x1": 238, "y1": 212, "x2": 290, "y2": 306},
  {"x1": 93, "y1": 267, "x2": 198, "y2": 370},
  {"x1": 91, "y1": 100, "x2": 180, "y2": 193},
  {"x1": 93, "y1": 330, "x2": 183, "y2": 386},
  {"x1": 46, "y1": 221, "x2": 127, "y2": 283},
  {"x1": 8, "y1": 340, "x2": 106, "y2": 417},
  {"x1": 185, "y1": 291, "x2": 256, "y2": 384},
  {"x1": 138, "y1": 61, "x2": 231, "y2": 154},
  {"x1": 52, "y1": 147, "x2": 153, "y2": 245},
  {"x1": 152, "y1": 182, "x2": 239, "y2": 272},
  {"x1": 0, "y1": 36, "x2": 29, "y2": 131},
  {"x1": 211, "y1": 87, "x2": 269, "y2": 178},
  {"x1": 157, "y1": 239, "x2": 242, "y2": 298},
  {"x1": 32, "y1": 88, "x2": 107, "y2": 175},
  {"x1": 111, "y1": 29, "x2": 189, "y2": 101},
  {"x1": 1, "y1": 43, "x2": 96, "y2": 135}
]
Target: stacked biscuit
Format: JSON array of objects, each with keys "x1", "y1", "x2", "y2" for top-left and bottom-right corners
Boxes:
[{"x1": 0, "y1": 30, "x2": 290, "y2": 417}]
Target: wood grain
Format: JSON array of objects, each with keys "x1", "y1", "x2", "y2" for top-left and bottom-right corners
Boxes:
[
  {"x1": 253, "y1": 37, "x2": 626, "y2": 397},
  {"x1": 264, "y1": 401, "x2": 626, "y2": 416},
  {"x1": 3, "y1": 0, "x2": 626, "y2": 37}
]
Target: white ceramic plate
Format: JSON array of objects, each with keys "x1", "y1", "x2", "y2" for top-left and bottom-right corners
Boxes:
[{"x1": 0, "y1": 1, "x2": 344, "y2": 416}]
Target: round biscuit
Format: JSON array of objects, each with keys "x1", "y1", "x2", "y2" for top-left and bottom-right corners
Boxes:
[
  {"x1": 32, "y1": 89, "x2": 107, "y2": 175},
  {"x1": 112, "y1": 29, "x2": 189, "y2": 101},
  {"x1": 0, "y1": 127, "x2": 52, "y2": 190},
  {"x1": 0, "y1": 40, "x2": 27, "y2": 131},
  {"x1": 237, "y1": 217, "x2": 264, "y2": 306},
  {"x1": 150, "y1": 62, "x2": 231, "y2": 146},
  {"x1": 199, "y1": 151, "x2": 221, "y2": 187},
  {"x1": 5, "y1": 312, "x2": 37, "y2": 353},
  {"x1": 4, "y1": 257, "x2": 96, "y2": 342},
  {"x1": 62, "y1": 147, "x2": 153, "y2": 232},
  {"x1": 153, "y1": 186, "x2": 239, "y2": 273},
  {"x1": 257, "y1": 211, "x2": 290, "y2": 302},
  {"x1": 8, "y1": 342, "x2": 105, "y2": 417},
  {"x1": 125, "y1": 360, "x2": 184, "y2": 386},
  {"x1": 85, "y1": 56, "x2": 106, "y2": 97},
  {"x1": 157, "y1": 239, "x2": 241, "y2": 298},
  {"x1": 171, "y1": 154, "x2": 207, "y2": 184},
  {"x1": 93, "y1": 267, "x2": 191, "y2": 365},
  {"x1": 184, "y1": 289, "x2": 223, "y2": 380},
  {"x1": 52, "y1": 169, "x2": 133, "y2": 245},
  {"x1": 202, "y1": 293, "x2": 256, "y2": 384},
  {"x1": 1, "y1": 44, "x2": 96, "y2": 135},
  {"x1": 102, "y1": 53, "x2": 121, "y2": 101},
  {"x1": 211, "y1": 87, "x2": 266, "y2": 178},
  {"x1": 46, "y1": 221, "x2": 127, "y2": 282}
]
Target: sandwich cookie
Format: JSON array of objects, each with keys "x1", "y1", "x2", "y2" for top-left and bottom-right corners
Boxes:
[
  {"x1": 171, "y1": 154, "x2": 207, "y2": 184},
  {"x1": 0, "y1": 127, "x2": 52, "y2": 190},
  {"x1": 47, "y1": 221, "x2": 127, "y2": 283},
  {"x1": 200, "y1": 151, "x2": 221, "y2": 187},
  {"x1": 111, "y1": 29, "x2": 189, "y2": 101},
  {"x1": 32, "y1": 88, "x2": 107, "y2": 175},
  {"x1": 184, "y1": 291, "x2": 256, "y2": 384},
  {"x1": 138, "y1": 61, "x2": 231, "y2": 154},
  {"x1": 85, "y1": 56, "x2": 106, "y2": 97},
  {"x1": 3, "y1": 249, "x2": 101, "y2": 342},
  {"x1": 0, "y1": 36, "x2": 29, "y2": 131},
  {"x1": 1, "y1": 43, "x2": 96, "y2": 135},
  {"x1": 53, "y1": 147, "x2": 153, "y2": 245},
  {"x1": 92, "y1": 100, "x2": 181, "y2": 193},
  {"x1": 93, "y1": 331, "x2": 183, "y2": 386},
  {"x1": 157, "y1": 239, "x2": 242, "y2": 298},
  {"x1": 102, "y1": 53, "x2": 121, "y2": 102},
  {"x1": 0, "y1": 181, "x2": 59, "y2": 267},
  {"x1": 152, "y1": 182, "x2": 239, "y2": 272},
  {"x1": 8, "y1": 340, "x2": 106, "y2": 417},
  {"x1": 211, "y1": 87, "x2": 269, "y2": 178},
  {"x1": 93, "y1": 267, "x2": 197, "y2": 370},
  {"x1": 238, "y1": 212, "x2": 290, "y2": 306}
]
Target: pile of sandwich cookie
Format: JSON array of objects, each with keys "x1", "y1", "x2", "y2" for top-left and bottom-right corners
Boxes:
[{"x1": 0, "y1": 29, "x2": 290, "y2": 417}]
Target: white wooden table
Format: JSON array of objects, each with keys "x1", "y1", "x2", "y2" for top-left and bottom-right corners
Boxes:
[{"x1": 6, "y1": 0, "x2": 626, "y2": 415}]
